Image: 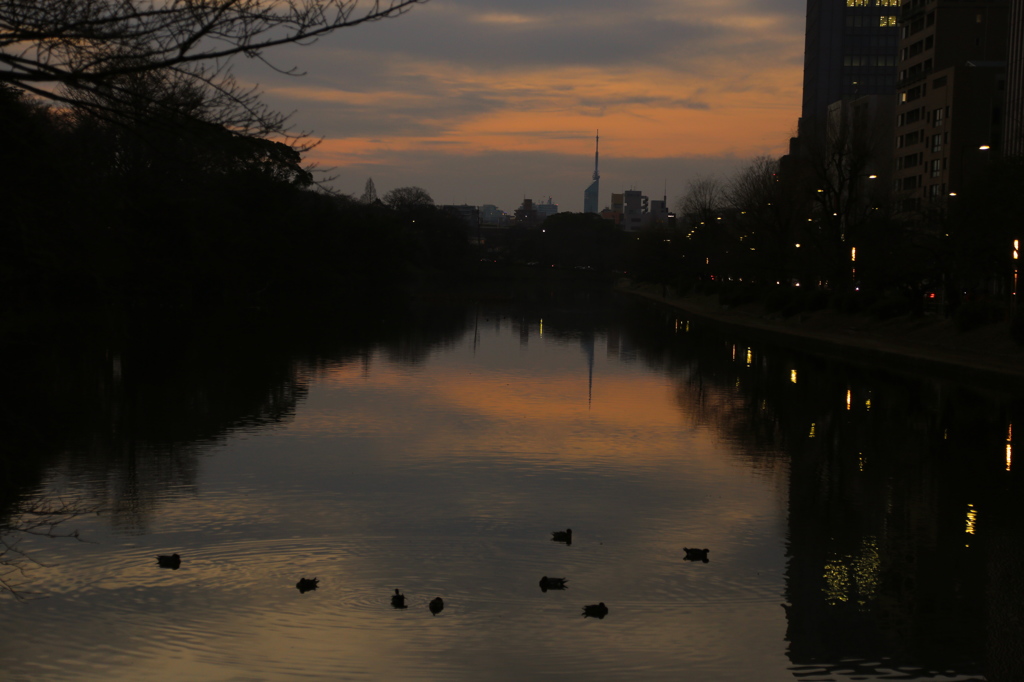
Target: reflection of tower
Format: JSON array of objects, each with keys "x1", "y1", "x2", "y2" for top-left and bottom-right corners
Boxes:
[
  {"x1": 581, "y1": 332, "x2": 595, "y2": 408},
  {"x1": 583, "y1": 131, "x2": 600, "y2": 214}
]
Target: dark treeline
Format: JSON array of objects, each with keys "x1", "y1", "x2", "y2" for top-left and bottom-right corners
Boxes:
[
  {"x1": 0, "y1": 84, "x2": 472, "y2": 318},
  {"x1": 646, "y1": 147, "x2": 1024, "y2": 338}
]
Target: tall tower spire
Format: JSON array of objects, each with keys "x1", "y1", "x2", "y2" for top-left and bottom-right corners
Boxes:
[{"x1": 583, "y1": 130, "x2": 601, "y2": 213}]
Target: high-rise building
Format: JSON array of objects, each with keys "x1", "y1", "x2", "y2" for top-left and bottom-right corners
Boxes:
[
  {"x1": 799, "y1": 0, "x2": 900, "y2": 147},
  {"x1": 1005, "y1": 0, "x2": 1024, "y2": 155},
  {"x1": 583, "y1": 132, "x2": 600, "y2": 213},
  {"x1": 892, "y1": 0, "x2": 1009, "y2": 210}
]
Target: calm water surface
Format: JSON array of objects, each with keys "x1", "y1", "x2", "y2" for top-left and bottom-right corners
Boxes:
[{"x1": 2, "y1": 288, "x2": 1022, "y2": 680}]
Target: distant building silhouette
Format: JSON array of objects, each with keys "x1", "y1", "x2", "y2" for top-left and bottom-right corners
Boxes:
[
  {"x1": 535, "y1": 197, "x2": 559, "y2": 221},
  {"x1": 514, "y1": 198, "x2": 540, "y2": 228},
  {"x1": 583, "y1": 132, "x2": 600, "y2": 213}
]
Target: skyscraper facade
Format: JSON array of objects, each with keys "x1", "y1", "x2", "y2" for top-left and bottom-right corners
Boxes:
[
  {"x1": 892, "y1": 0, "x2": 1009, "y2": 210},
  {"x1": 583, "y1": 132, "x2": 600, "y2": 213},
  {"x1": 800, "y1": 0, "x2": 901, "y2": 143},
  {"x1": 1006, "y1": 0, "x2": 1024, "y2": 156}
]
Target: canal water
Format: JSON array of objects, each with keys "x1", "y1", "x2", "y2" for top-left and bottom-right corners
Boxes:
[{"x1": 1, "y1": 287, "x2": 1021, "y2": 681}]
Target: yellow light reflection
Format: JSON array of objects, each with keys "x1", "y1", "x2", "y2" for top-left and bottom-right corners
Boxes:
[
  {"x1": 539, "y1": 319, "x2": 544, "y2": 336},
  {"x1": 1007, "y1": 424, "x2": 1013, "y2": 471},
  {"x1": 846, "y1": 389, "x2": 851, "y2": 410},
  {"x1": 822, "y1": 537, "x2": 879, "y2": 607},
  {"x1": 865, "y1": 398, "x2": 871, "y2": 411},
  {"x1": 731, "y1": 344, "x2": 736, "y2": 361},
  {"x1": 790, "y1": 369, "x2": 797, "y2": 384},
  {"x1": 809, "y1": 423, "x2": 816, "y2": 438},
  {"x1": 686, "y1": 321, "x2": 690, "y2": 332},
  {"x1": 746, "y1": 348, "x2": 752, "y2": 367},
  {"x1": 965, "y1": 504, "x2": 977, "y2": 535}
]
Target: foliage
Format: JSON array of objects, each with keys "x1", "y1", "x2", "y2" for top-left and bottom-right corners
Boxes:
[{"x1": 0, "y1": 86, "x2": 472, "y2": 315}]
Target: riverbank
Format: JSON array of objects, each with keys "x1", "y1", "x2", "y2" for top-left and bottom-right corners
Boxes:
[{"x1": 620, "y1": 282, "x2": 1024, "y2": 385}]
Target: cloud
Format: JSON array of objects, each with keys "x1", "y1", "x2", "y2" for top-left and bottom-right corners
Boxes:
[{"x1": 230, "y1": 0, "x2": 806, "y2": 210}]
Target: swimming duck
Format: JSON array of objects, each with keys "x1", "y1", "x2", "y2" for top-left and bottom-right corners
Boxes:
[
  {"x1": 429, "y1": 597, "x2": 444, "y2": 616},
  {"x1": 156, "y1": 553, "x2": 181, "y2": 569},
  {"x1": 683, "y1": 547, "x2": 710, "y2": 563},
  {"x1": 296, "y1": 577, "x2": 319, "y2": 593},
  {"x1": 539, "y1": 576, "x2": 568, "y2": 592},
  {"x1": 391, "y1": 589, "x2": 407, "y2": 609},
  {"x1": 551, "y1": 528, "x2": 572, "y2": 544},
  {"x1": 582, "y1": 602, "x2": 608, "y2": 619}
]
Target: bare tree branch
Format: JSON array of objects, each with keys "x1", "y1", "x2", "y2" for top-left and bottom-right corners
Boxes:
[
  {"x1": 1, "y1": 496, "x2": 95, "y2": 600},
  {"x1": 1, "y1": 0, "x2": 426, "y2": 141}
]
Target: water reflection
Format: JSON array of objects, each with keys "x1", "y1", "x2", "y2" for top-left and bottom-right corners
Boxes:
[
  {"x1": 630, "y1": 302, "x2": 1024, "y2": 681},
  {"x1": 1, "y1": 287, "x2": 1022, "y2": 680}
]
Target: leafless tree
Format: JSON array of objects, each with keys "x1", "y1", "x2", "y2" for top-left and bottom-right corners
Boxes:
[
  {"x1": 678, "y1": 176, "x2": 726, "y2": 226},
  {"x1": 383, "y1": 185, "x2": 433, "y2": 210},
  {"x1": 1, "y1": 0, "x2": 426, "y2": 138},
  {"x1": 801, "y1": 105, "x2": 888, "y2": 289},
  {"x1": 728, "y1": 155, "x2": 804, "y2": 284},
  {"x1": 1, "y1": 496, "x2": 93, "y2": 600}
]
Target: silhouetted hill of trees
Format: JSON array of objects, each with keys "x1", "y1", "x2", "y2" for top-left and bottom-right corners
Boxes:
[{"x1": 0, "y1": 85, "x2": 473, "y2": 317}]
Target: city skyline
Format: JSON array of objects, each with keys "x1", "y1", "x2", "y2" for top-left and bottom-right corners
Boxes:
[{"x1": 230, "y1": 0, "x2": 807, "y2": 213}]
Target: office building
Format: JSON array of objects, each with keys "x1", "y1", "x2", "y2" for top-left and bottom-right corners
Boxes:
[
  {"x1": 799, "y1": 0, "x2": 901, "y2": 145},
  {"x1": 1005, "y1": 0, "x2": 1024, "y2": 155},
  {"x1": 892, "y1": 0, "x2": 1009, "y2": 211}
]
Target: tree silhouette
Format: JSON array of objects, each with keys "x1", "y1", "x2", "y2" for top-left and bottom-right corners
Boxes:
[
  {"x1": 383, "y1": 186, "x2": 434, "y2": 210},
  {"x1": 0, "y1": 0, "x2": 425, "y2": 138},
  {"x1": 360, "y1": 177, "x2": 379, "y2": 204}
]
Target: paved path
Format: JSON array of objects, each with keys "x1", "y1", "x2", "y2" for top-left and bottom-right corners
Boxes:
[{"x1": 622, "y1": 285, "x2": 1024, "y2": 387}]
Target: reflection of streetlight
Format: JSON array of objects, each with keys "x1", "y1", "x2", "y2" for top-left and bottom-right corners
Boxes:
[{"x1": 1014, "y1": 239, "x2": 1019, "y2": 308}]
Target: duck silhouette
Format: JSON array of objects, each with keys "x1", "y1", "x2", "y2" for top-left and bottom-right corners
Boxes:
[
  {"x1": 539, "y1": 576, "x2": 568, "y2": 592},
  {"x1": 582, "y1": 602, "x2": 609, "y2": 619},
  {"x1": 551, "y1": 528, "x2": 572, "y2": 545},
  {"x1": 683, "y1": 547, "x2": 710, "y2": 563},
  {"x1": 429, "y1": 597, "x2": 444, "y2": 616},
  {"x1": 156, "y1": 553, "x2": 181, "y2": 569},
  {"x1": 391, "y1": 589, "x2": 407, "y2": 609},
  {"x1": 296, "y1": 577, "x2": 319, "y2": 593}
]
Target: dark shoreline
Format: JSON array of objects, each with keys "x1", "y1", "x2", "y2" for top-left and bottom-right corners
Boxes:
[{"x1": 620, "y1": 283, "x2": 1024, "y2": 391}]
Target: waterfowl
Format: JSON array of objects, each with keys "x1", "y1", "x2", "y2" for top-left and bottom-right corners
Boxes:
[
  {"x1": 539, "y1": 576, "x2": 568, "y2": 592},
  {"x1": 429, "y1": 597, "x2": 444, "y2": 616},
  {"x1": 391, "y1": 589, "x2": 407, "y2": 609},
  {"x1": 296, "y1": 577, "x2": 319, "y2": 593},
  {"x1": 683, "y1": 547, "x2": 710, "y2": 563},
  {"x1": 551, "y1": 528, "x2": 572, "y2": 544},
  {"x1": 582, "y1": 602, "x2": 609, "y2": 619},
  {"x1": 156, "y1": 553, "x2": 181, "y2": 569}
]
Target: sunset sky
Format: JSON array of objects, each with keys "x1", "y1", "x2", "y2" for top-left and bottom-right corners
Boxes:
[{"x1": 238, "y1": 0, "x2": 807, "y2": 213}]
